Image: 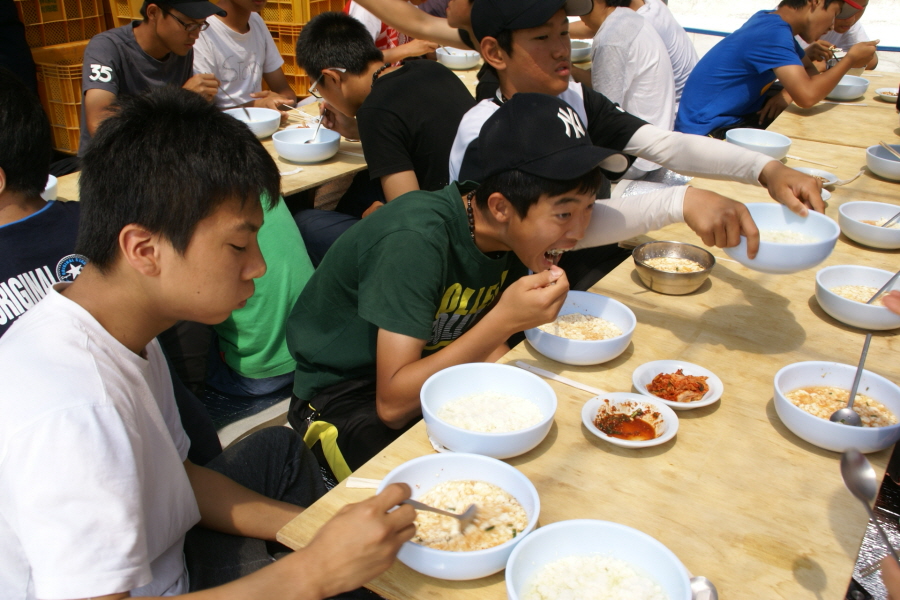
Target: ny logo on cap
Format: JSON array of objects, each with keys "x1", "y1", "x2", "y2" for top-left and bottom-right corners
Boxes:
[{"x1": 557, "y1": 107, "x2": 585, "y2": 139}]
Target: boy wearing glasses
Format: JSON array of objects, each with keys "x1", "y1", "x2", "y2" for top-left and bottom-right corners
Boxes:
[{"x1": 79, "y1": 0, "x2": 224, "y2": 155}]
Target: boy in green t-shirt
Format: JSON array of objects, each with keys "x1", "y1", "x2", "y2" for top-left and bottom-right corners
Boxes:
[{"x1": 287, "y1": 93, "x2": 622, "y2": 482}]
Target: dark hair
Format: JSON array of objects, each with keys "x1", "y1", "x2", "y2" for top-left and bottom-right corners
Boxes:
[
  {"x1": 495, "y1": 29, "x2": 514, "y2": 55},
  {"x1": 603, "y1": 0, "x2": 632, "y2": 6},
  {"x1": 0, "y1": 67, "x2": 52, "y2": 199},
  {"x1": 778, "y1": 0, "x2": 843, "y2": 8},
  {"x1": 474, "y1": 167, "x2": 604, "y2": 218},
  {"x1": 296, "y1": 12, "x2": 384, "y2": 80},
  {"x1": 76, "y1": 86, "x2": 280, "y2": 271}
]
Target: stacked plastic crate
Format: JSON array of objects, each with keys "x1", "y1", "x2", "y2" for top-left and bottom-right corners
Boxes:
[
  {"x1": 263, "y1": 0, "x2": 346, "y2": 97},
  {"x1": 18, "y1": 0, "x2": 109, "y2": 153}
]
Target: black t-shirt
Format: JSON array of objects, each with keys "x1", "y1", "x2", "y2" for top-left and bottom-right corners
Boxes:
[
  {"x1": 0, "y1": 200, "x2": 86, "y2": 337},
  {"x1": 357, "y1": 59, "x2": 476, "y2": 192}
]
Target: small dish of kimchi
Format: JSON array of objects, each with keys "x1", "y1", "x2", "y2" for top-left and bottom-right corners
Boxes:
[{"x1": 631, "y1": 360, "x2": 724, "y2": 411}]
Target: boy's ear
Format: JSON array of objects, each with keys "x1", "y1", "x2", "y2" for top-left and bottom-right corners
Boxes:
[
  {"x1": 480, "y1": 36, "x2": 508, "y2": 71},
  {"x1": 486, "y1": 191, "x2": 514, "y2": 223},
  {"x1": 119, "y1": 224, "x2": 163, "y2": 276},
  {"x1": 0, "y1": 167, "x2": 6, "y2": 197}
]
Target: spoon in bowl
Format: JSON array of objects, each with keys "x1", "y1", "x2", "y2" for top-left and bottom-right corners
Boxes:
[
  {"x1": 690, "y1": 576, "x2": 719, "y2": 600},
  {"x1": 841, "y1": 449, "x2": 900, "y2": 565},
  {"x1": 829, "y1": 270, "x2": 900, "y2": 426},
  {"x1": 882, "y1": 209, "x2": 900, "y2": 228},
  {"x1": 402, "y1": 499, "x2": 477, "y2": 532}
]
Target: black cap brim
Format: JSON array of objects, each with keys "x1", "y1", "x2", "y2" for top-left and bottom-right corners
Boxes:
[
  {"x1": 836, "y1": 0, "x2": 863, "y2": 20},
  {"x1": 168, "y1": 0, "x2": 226, "y2": 19}
]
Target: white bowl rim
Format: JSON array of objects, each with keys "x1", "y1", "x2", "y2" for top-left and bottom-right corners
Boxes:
[
  {"x1": 526, "y1": 292, "x2": 637, "y2": 344},
  {"x1": 774, "y1": 360, "x2": 900, "y2": 433},
  {"x1": 815, "y1": 264, "x2": 900, "y2": 311},
  {"x1": 837, "y1": 202, "x2": 900, "y2": 237},
  {"x1": 273, "y1": 127, "x2": 341, "y2": 141},
  {"x1": 505, "y1": 518, "x2": 692, "y2": 598},
  {"x1": 581, "y1": 392, "x2": 679, "y2": 448},
  {"x1": 725, "y1": 128, "x2": 791, "y2": 145},
  {"x1": 436, "y1": 46, "x2": 480, "y2": 56},
  {"x1": 631, "y1": 359, "x2": 724, "y2": 410},
  {"x1": 376, "y1": 453, "x2": 541, "y2": 558},
  {"x1": 737, "y1": 202, "x2": 840, "y2": 244},
  {"x1": 867, "y1": 143, "x2": 900, "y2": 160},
  {"x1": 421, "y1": 363, "x2": 557, "y2": 437},
  {"x1": 223, "y1": 106, "x2": 281, "y2": 119}
]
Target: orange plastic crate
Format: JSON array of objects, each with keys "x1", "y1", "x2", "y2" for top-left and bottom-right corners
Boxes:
[
  {"x1": 265, "y1": 22, "x2": 311, "y2": 97},
  {"x1": 31, "y1": 41, "x2": 89, "y2": 154},
  {"x1": 261, "y1": 0, "x2": 343, "y2": 25},
  {"x1": 103, "y1": 0, "x2": 143, "y2": 27},
  {"x1": 15, "y1": 0, "x2": 106, "y2": 47}
]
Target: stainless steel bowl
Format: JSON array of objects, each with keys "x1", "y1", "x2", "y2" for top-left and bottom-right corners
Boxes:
[{"x1": 632, "y1": 241, "x2": 715, "y2": 295}]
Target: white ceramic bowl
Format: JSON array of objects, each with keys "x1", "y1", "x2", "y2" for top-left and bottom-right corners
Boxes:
[
  {"x1": 41, "y1": 174, "x2": 57, "y2": 201},
  {"x1": 632, "y1": 359, "x2": 724, "y2": 411},
  {"x1": 826, "y1": 75, "x2": 869, "y2": 101},
  {"x1": 436, "y1": 47, "x2": 480, "y2": 70},
  {"x1": 774, "y1": 361, "x2": 900, "y2": 453},
  {"x1": 725, "y1": 128, "x2": 791, "y2": 160},
  {"x1": 866, "y1": 144, "x2": 900, "y2": 182},
  {"x1": 223, "y1": 107, "x2": 280, "y2": 139},
  {"x1": 581, "y1": 393, "x2": 679, "y2": 448},
  {"x1": 876, "y1": 88, "x2": 899, "y2": 103},
  {"x1": 377, "y1": 453, "x2": 540, "y2": 580},
  {"x1": 570, "y1": 39, "x2": 592, "y2": 62},
  {"x1": 525, "y1": 291, "x2": 636, "y2": 366},
  {"x1": 838, "y1": 201, "x2": 900, "y2": 249},
  {"x1": 420, "y1": 363, "x2": 557, "y2": 459},
  {"x1": 815, "y1": 265, "x2": 900, "y2": 330},
  {"x1": 723, "y1": 203, "x2": 839, "y2": 274},
  {"x1": 793, "y1": 166, "x2": 838, "y2": 186},
  {"x1": 272, "y1": 127, "x2": 341, "y2": 163},
  {"x1": 506, "y1": 520, "x2": 692, "y2": 600}
]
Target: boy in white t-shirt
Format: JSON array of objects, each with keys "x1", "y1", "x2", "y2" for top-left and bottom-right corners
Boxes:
[
  {"x1": 0, "y1": 86, "x2": 415, "y2": 600},
  {"x1": 193, "y1": 0, "x2": 297, "y2": 111}
]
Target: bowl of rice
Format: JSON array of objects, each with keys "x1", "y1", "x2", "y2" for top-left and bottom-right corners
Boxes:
[
  {"x1": 826, "y1": 75, "x2": 869, "y2": 101},
  {"x1": 632, "y1": 241, "x2": 715, "y2": 295},
  {"x1": 506, "y1": 519, "x2": 691, "y2": 600},
  {"x1": 815, "y1": 265, "x2": 900, "y2": 330},
  {"x1": 725, "y1": 128, "x2": 791, "y2": 160},
  {"x1": 420, "y1": 363, "x2": 557, "y2": 459},
  {"x1": 525, "y1": 291, "x2": 636, "y2": 365},
  {"x1": 436, "y1": 47, "x2": 481, "y2": 69},
  {"x1": 774, "y1": 361, "x2": 900, "y2": 453},
  {"x1": 723, "y1": 203, "x2": 840, "y2": 274},
  {"x1": 378, "y1": 453, "x2": 540, "y2": 580},
  {"x1": 838, "y1": 201, "x2": 900, "y2": 250},
  {"x1": 570, "y1": 39, "x2": 592, "y2": 63}
]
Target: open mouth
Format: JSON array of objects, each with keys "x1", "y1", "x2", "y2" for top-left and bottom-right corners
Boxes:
[{"x1": 544, "y1": 248, "x2": 571, "y2": 267}]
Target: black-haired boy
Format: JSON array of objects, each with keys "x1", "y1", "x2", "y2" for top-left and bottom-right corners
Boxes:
[
  {"x1": 676, "y1": 0, "x2": 876, "y2": 137},
  {"x1": 287, "y1": 93, "x2": 618, "y2": 482},
  {"x1": 79, "y1": 0, "x2": 225, "y2": 154},
  {"x1": 0, "y1": 86, "x2": 415, "y2": 599}
]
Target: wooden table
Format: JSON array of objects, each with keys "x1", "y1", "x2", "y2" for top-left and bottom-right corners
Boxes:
[
  {"x1": 770, "y1": 70, "x2": 900, "y2": 149},
  {"x1": 277, "y1": 106, "x2": 900, "y2": 598}
]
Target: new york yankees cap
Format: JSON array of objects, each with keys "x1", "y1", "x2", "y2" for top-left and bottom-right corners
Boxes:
[
  {"x1": 472, "y1": 0, "x2": 593, "y2": 42},
  {"x1": 837, "y1": 0, "x2": 863, "y2": 20},
  {"x1": 461, "y1": 93, "x2": 628, "y2": 184}
]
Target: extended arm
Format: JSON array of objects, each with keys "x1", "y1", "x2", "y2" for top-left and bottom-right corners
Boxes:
[
  {"x1": 351, "y1": 0, "x2": 466, "y2": 48},
  {"x1": 774, "y1": 40, "x2": 878, "y2": 108},
  {"x1": 83, "y1": 88, "x2": 117, "y2": 136},
  {"x1": 624, "y1": 124, "x2": 823, "y2": 214}
]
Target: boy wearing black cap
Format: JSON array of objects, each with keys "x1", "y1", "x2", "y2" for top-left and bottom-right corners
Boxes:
[
  {"x1": 677, "y1": 0, "x2": 877, "y2": 137},
  {"x1": 450, "y1": 0, "x2": 827, "y2": 256},
  {"x1": 79, "y1": 0, "x2": 225, "y2": 155},
  {"x1": 287, "y1": 93, "x2": 621, "y2": 483}
]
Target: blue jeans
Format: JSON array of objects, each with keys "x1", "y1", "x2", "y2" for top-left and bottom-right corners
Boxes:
[{"x1": 206, "y1": 343, "x2": 294, "y2": 398}]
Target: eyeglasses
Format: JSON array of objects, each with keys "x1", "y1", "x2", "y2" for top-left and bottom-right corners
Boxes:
[
  {"x1": 161, "y1": 8, "x2": 210, "y2": 33},
  {"x1": 307, "y1": 68, "x2": 346, "y2": 99}
]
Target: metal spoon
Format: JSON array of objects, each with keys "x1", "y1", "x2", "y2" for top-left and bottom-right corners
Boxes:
[
  {"x1": 882, "y1": 209, "x2": 900, "y2": 228},
  {"x1": 841, "y1": 449, "x2": 900, "y2": 565},
  {"x1": 829, "y1": 270, "x2": 900, "y2": 425},
  {"x1": 690, "y1": 576, "x2": 719, "y2": 600},
  {"x1": 221, "y1": 89, "x2": 252, "y2": 121},
  {"x1": 304, "y1": 116, "x2": 324, "y2": 144},
  {"x1": 880, "y1": 141, "x2": 900, "y2": 162},
  {"x1": 830, "y1": 333, "x2": 871, "y2": 426},
  {"x1": 402, "y1": 499, "x2": 477, "y2": 531}
]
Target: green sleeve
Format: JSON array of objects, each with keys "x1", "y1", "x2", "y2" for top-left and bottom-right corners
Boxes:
[{"x1": 357, "y1": 230, "x2": 445, "y2": 341}]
